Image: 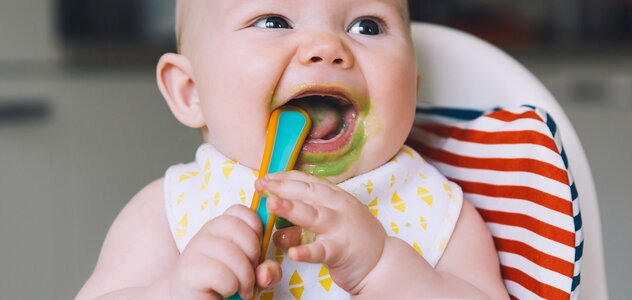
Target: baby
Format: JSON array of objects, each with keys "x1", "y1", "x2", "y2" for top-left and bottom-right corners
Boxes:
[{"x1": 78, "y1": 0, "x2": 508, "y2": 299}]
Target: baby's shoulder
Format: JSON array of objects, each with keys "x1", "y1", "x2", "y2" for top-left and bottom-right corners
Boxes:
[{"x1": 125, "y1": 177, "x2": 166, "y2": 219}]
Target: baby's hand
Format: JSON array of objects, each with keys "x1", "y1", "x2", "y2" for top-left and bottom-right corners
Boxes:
[
  {"x1": 169, "y1": 205, "x2": 282, "y2": 299},
  {"x1": 257, "y1": 171, "x2": 387, "y2": 294}
]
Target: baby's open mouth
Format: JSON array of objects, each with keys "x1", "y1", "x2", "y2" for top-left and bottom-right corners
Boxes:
[{"x1": 285, "y1": 95, "x2": 357, "y2": 153}]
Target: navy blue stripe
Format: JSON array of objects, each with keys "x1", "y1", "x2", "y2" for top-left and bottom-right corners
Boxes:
[
  {"x1": 560, "y1": 149, "x2": 569, "y2": 169},
  {"x1": 575, "y1": 241, "x2": 584, "y2": 262},
  {"x1": 523, "y1": 104, "x2": 537, "y2": 110},
  {"x1": 546, "y1": 114, "x2": 558, "y2": 135},
  {"x1": 574, "y1": 212, "x2": 583, "y2": 231},
  {"x1": 415, "y1": 107, "x2": 484, "y2": 120},
  {"x1": 572, "y1": 274, "x2": 581, "y2": 291},
  {"x1": 571, "y1": 182, "x2": 579, "y2": 201}
]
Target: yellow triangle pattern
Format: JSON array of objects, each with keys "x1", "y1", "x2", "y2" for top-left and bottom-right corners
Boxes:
[
  {"x1": 318, "y1": 265, "x2": 333, "y2": 292},
  {"x1": 418, "y1": 172, "x2": 428, "y2": 179},
  {"x1": 175, "y1": 213, "x2": 188, "y2": 242},
  {"x1": 175, "y1": 228, "x2": 187, "y2": 242},
  {"x1": 222, "y1": 160, "x2": 238, "y2": 179},
  {"x1": 201, "y1": 199, "x2": 209, "y2": 211},
  {"x1": 417, "y1": 187, "x2": 433, "y2": 207},
  {"x1": 289, "y1": 270, "x2": 304, "y2": 300},
  {"x1": 412, "y1": 242, "x2": 424, "y2": 256},
  {"x1": 367, "y1": 198, "x2": 379, "y2": 217},
  {"x1": 419, "y1": 216, "x2": 427, "y2": 230},
  {"x1": 178, "y1": 213, "x2": 188, "y2": 227},
  {"x1": 391, "y1": 192, "x2": 406, "y2": 213},
  {"x1": 200, "y1": 173, "x2": 211, "y2": 191},
  {"x1": 213, "y1": 192, "x2": 220, "y2": 206},
  {"x1": 443, "y1": 183, "x2": 452, "y2": 192},
  {"x1": 178, "y1": 171, "x2": 199, "y2": 183},
  {"x1": 177, "y1": 193, "x2": 185, "y2": 205},
  {"x1": 402, "y1": 147, "x2": 415, "y2": 159},
  {"x1": 390, "y1": 174, "x2": 396, "y2": 188},
  {"x1": 390, "y1": 222, "x2": 399, "y2": 234},
  {"x1": 366, "y1": 180, "x2": 374, "y2": 195},
  {"x1": 259, "y1": 291, "x2": 274, "y2": 300},
  {"x1": 204, "y1": 159, "x2": 211, "y2": 172},
  {"x1": 240, "y1": 188, "x2": 247, "y2": 204}
]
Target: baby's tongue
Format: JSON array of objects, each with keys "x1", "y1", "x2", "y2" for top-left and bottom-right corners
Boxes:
[{"x1": 293, "y1": 100, "x2": 342, "y2": 140}]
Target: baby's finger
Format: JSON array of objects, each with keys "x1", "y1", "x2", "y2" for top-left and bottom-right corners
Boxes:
[
  {"x1": 258, "y1": 178, "x2": 338, "y2": 208},
  {"x1": 224, "y1": 204, "x2": 263, "y2": 236},
  {"x1": 267, "y1": 195, "x2": 336, "y2": 233},
  {"x1": 202, "y1": 216, "x2": 261, "y2": 267},
  {"x1": 256, "y1": 259, "x2": 283, "y2": 289},
  {"x1": 185, "y1": 255, "x2": 238, "y2": 298},
  {"x1": 287, "y1": 241, "x2": 329, "y2": 264},
  {"x1": 265, "y1": 170, "x2": 330, "y2": 185},
  {"x1": 206, "y1": 238, "x2": 256, "y2": 299}
]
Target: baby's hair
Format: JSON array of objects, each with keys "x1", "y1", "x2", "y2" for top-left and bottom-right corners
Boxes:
[
  {"x1": 175, "y1": 0, "x2": 187, "y2": 53},
  {"x1": 175, "y1": 0, "x2": 411, "y2": 53}
]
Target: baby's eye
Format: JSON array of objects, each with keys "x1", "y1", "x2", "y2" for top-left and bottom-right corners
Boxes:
[
  {"x1": 253, "y1": 16, "x2": 292, "y2": 29},
  {"x1": 347, "y1": 19, "x2": 382, "y2": 35}
]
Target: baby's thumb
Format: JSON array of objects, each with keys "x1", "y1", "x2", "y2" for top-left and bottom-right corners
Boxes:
[{"x1": 256, "y1": 259, "x2": 282, "y2": 289}]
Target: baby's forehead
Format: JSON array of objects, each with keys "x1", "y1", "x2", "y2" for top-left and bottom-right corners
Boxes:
[{"x1": 181, "y1": 0, "x2": 408, "y2": 16}]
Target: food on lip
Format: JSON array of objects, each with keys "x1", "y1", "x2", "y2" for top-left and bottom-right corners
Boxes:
[{"x1": 273, "y1": 84, "x2": 370, "y2": 177}]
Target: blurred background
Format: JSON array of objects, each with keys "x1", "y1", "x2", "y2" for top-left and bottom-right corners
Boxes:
[{"x1": 0, "y1": 0, "x2": 630, "y2": 298}]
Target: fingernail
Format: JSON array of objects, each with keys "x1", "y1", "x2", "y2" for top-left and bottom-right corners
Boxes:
[{"x1": 243, "y1": 290, "x2": 253, "y2": 299}]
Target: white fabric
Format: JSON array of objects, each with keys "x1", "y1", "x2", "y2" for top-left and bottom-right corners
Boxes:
[{"x1": 164, "y1": 144, "x2": 463, "y2": 299}]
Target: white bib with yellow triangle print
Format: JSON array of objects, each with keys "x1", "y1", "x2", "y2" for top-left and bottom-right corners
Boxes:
[{"x1": 164, "y1": 144, "x2": 463, "y2": 300}]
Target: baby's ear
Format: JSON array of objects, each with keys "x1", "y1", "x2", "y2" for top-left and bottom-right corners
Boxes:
[{"x1": 156, "y1": 53, "x2": 205, "y2": 128}]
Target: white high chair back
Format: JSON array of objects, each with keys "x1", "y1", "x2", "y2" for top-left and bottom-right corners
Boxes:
[{"x1": 410, "y1": 22, "x2": 608, "y2": 299}]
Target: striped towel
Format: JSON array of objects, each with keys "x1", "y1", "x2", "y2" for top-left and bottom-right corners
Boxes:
[{"x1": 407, "y1": 105, "x2": 582, "y2": 300}]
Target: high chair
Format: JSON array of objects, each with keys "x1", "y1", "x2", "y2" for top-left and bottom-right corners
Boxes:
[{"x1": 409, "y1": 22, "x2": 608, "y2": 299}]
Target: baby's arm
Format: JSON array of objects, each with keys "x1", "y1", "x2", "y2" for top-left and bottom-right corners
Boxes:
[
  {"x1": 76, "y1": 178, "x2": 178, "y2": 299},
  {"x1": 356, "y1": 200, "x2": 508, "y2": 299},
  {"x1": 76, "y1": 178, "x2": 282, "y2": 300}
]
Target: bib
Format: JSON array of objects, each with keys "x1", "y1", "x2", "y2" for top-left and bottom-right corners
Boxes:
[{"x1": 164, "y1": 144, "x2": 463, "y2": 299}]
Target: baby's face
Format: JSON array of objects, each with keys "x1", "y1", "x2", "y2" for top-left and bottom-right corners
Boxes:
[{"x1": 178, "y1": 0, "x2": 417, "y2": 183}]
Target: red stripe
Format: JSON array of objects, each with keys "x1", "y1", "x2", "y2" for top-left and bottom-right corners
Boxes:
[
  {"x1": 479, "y1": 209, "x2": 575, "y2": 247},
  {"x1": 509, "y1": 295, "x2": 519, "y2": 300},
  {"x1": 409, "y1": 141, "x2": 569, "y2": 185},
  {"x1": 494, "y1": 237, "x2": 575, "y2": 277},
  {"x1": 414, "y1": 124, "x2": 559, "y2": 153},
  {"x1": 486, "y1": 110, "x2": 543, "y2": 122},
  {"x1": 502, "y1": 266, "x2": 570, "y2": 299},
  {"x1": 450, "y1": 178, "x2": 572, "y2": 216}
]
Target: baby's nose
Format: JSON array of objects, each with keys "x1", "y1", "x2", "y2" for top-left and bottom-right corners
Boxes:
[{"x1": 297, "y1": 31, "x2": 354, "y2": 69}]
